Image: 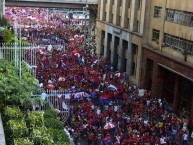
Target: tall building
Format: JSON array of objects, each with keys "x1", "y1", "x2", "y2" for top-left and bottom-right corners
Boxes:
[
  {"x1": 96, "y1": 0, "x2": 193, "y2": 117},
  {"x1": 96, "y1": 0, "x2": 147, "y2": 85},
  {"x1": 141, "y1": 0, "x2": 193, "y2": 117}
]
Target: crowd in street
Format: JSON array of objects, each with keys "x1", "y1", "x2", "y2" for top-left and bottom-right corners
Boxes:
[{"x1": 4, "y1": 7, "x2": 193, "y2": 145}]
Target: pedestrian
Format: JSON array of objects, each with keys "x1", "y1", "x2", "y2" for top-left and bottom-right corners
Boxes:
[
  {"x1": 182, "y1": 131, "x2": 189, "y2": 145},
  {"x1": 190, "y1": 130, "x2": 193, "y2": 144}
]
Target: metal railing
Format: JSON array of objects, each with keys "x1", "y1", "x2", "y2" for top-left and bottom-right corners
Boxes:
[
  {"x1": 0, "y1": 43, "x2": 72, "y2": 122},
  {"x1": 31, "y1": 90, "x2": 71, "y2": 122}
]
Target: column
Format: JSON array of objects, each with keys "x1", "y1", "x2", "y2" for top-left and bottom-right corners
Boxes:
[
  {"x1": 173, "y1": 75, "x2": 180, "y2": 114},
  {"x1": 96, "y1": 30, "x2": 101, "y2": 56},
  {"x1": 113, "y1": 0, "x2": 119, "y2": 25},
  {"x1": 126, "y1": 36, "x2": 132, "y2": 75},
  {"x1": 97, "y1": 0, "x2": 101, "y2": 19},
  {"x1": 100, "y1": 0, "x2": 106, "y2": 21},
  {"x1": 103, "y1": 31, "x2": 108, "y2": 58},
  {"x1": 110, "y1": 35, "x2": 115, "y2": 65},
  {"x1": 106, "y1": 0, "x2": 113, "y2": 23},
  {"x1": 130, "y1": 0, "x2": 137, "y2": 31},
  {"x1": 118, "y1": 38, "x2": 123, "y2": 72},
  {"x1": 121, "y1": 0, "x2": 128, "y2": 28},
  {"x1": 139, "y1": 0, "x2": 146, "y2": 34}
]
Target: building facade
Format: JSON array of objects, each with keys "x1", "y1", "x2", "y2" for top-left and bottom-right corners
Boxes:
[
  {"x1": 96, "y1": 0, "x2": 147, "y2": 85},
  {"x1": 141, "y1": 0, "x2": 193, "y2": 117}
]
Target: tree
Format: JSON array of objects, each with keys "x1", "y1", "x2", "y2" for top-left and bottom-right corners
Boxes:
[
  {"x1": 0, "y1": 28, "x2": 15, "y2": 43},
  {"x1": 0, "y1": 17, "x2": 10, "y2": 27},
  {"x1": 0, "y1": 60, "x2": 36, "y2": 107}
]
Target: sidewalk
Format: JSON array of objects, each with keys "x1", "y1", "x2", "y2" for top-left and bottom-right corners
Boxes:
[{"x1": 0, "y1": 114, "x2": 5, "y2": 145}]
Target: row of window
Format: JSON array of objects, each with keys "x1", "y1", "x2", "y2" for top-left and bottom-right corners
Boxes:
[
  {"x1": 166, "y1": 9, "x2": 193, "y2": 26},
  {"x1": 164, "y1": 33, "x2": 193, "y2": 55},
  {"x1": 100, "y1": 30, "x2": 138, "y2": 76},
  {"x1": 111, "y1": 0, "x2": 141, "y2": 10},
  {"x1": 154, "y1": 6, "x2": 193, "y2": 27},
  {"x1": 152, "y1": 29, "x2": 193, "y2": 55},
  {"x1": 100, "y1": 0, "x2": 142, "y2": 30}
]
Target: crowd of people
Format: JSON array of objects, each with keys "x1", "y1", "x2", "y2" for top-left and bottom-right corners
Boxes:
[
  {"x1": 5, "y1": 7, "x2": 87, "y2": 45},
  {"x1": 5, "y1": 7, "x2": 193, "y2": 145},
  {"x1": 33, "y1": 28, "x2": 193, "y2": 145}
]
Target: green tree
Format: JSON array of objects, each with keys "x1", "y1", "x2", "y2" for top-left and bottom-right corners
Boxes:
[
  {"x1": 0, "y1": 28, "x2": 15, "y2": 43},
  {"x1": 0, "y1": 60, "x2": 36, "y2": 107},
  {"x1": 0, "y1": 17, "x2": 10, "y2": 27}
]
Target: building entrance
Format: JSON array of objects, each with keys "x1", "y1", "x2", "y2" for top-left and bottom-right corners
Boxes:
[
  {"x1": 159, "y1": 67, "x2": 193, "y2": 117},
  {"x1": 162, "y1": 69, "x2": 175, "y2": 105},
  {"x1": 107, "y1": 33, "x2": 112, "y2": 63}
]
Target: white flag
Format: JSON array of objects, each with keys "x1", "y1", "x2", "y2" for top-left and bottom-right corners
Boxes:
[{"x1": 62, "y1": 102, "x2": 68, "y2": 110}]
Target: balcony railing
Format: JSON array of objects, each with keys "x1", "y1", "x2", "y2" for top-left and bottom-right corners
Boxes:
[{"x1": 164, "y1": 33, "x2": 193, "y2": 56}]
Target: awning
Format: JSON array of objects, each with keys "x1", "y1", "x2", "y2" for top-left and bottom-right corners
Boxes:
[{"x1": 158, "y1": 63, "x2": 193, "y2": 82}]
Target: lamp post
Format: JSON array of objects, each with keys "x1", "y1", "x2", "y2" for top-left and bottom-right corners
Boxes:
[
  {"x1": 19, "y1": 25, "x2": 21, "y2": 79},
  {"x1": 14, "y1": 17, "x2": 22, "y2": 79},
  {"x1": 14, "y1": 17, "x2": 18, "y2": 68},
  {"x1": 0, "y1": 0, "x2": 5, "y2": 18}
]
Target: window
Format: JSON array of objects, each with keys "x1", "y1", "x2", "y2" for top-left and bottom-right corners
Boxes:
[
  {"x1": 166, "y1": 9, "x2": 174, "y2": 21},
  {"x1": 166, "y1": 8, "x2": 193, "y2": 27},
  {"x1": 174, "y1": 11, "x2": 181, "y2": 23},
  {"x1": 103, "y1": 12, "x2": 106, "y2": 21},
  {"x1": 164, "y1": 33, "x2": 193, "y2": 55},
  {"x1": 127, "y1": 18, "x2": 130, "y2": 29},
  {"x1": 138, "y1": 0, "x2": 141, "y2": 10},
  {"x1": 112, "y1": 0, "x2": 114, "y2": 5},
  {"x1": 131, "y1": 44, "x2": 138, "y2": 76},
  {"x1": 116, "y1": 15, "x2": 121, "y2": 26},
  {"x1": 154, "y1": 6, "x2": 162, "y2": 18},
  {"x1": 137, "y1": 21, "x2": 140, "y2": 32},
  {"x1": 152, "y1": 29, "x2": 160, "y2": 43},
  {"x1": 127, "y1": 0, "x2": 130, "y2": 9},
  {"x1": 119, "y1": 0, "x2": 122, "y2": 7}
]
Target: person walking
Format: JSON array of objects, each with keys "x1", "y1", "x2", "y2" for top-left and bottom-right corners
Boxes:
[
  {"x1": 182, "y1": 131, "x2": 189, "y2": 145},
  {"x1": 190, "y1": 130, "x2": 193, "y2": 144}
]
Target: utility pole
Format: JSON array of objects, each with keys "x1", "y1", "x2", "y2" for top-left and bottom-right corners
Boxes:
[
  {"x1": 83, "y1": 0, "x2": 88, "y2": 50},
  {"x1": 0, "y1": 0, "x2": 5, "y2": 18},
  {"x1": 19, "y1": 26, "x2": 22, "y2": 79}
]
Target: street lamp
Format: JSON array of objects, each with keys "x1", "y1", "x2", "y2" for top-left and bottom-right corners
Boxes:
[
  {"x1": 14, "y1": 16, "x2": 22, "y2": 79},
  {"x1": 19, "y1": 24, "x2": 22, "y2": 79},
  {"x1": 14, "y1": 17, "x2": 18, "y2": 68},
  {"x1": 0, "y1": 0, "x2": 5, "y2": 18}
]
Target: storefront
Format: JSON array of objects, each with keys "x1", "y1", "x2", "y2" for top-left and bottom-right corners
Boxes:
[{"x1": 141, "y1": 46, "x2": 193, "y2": 118}]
